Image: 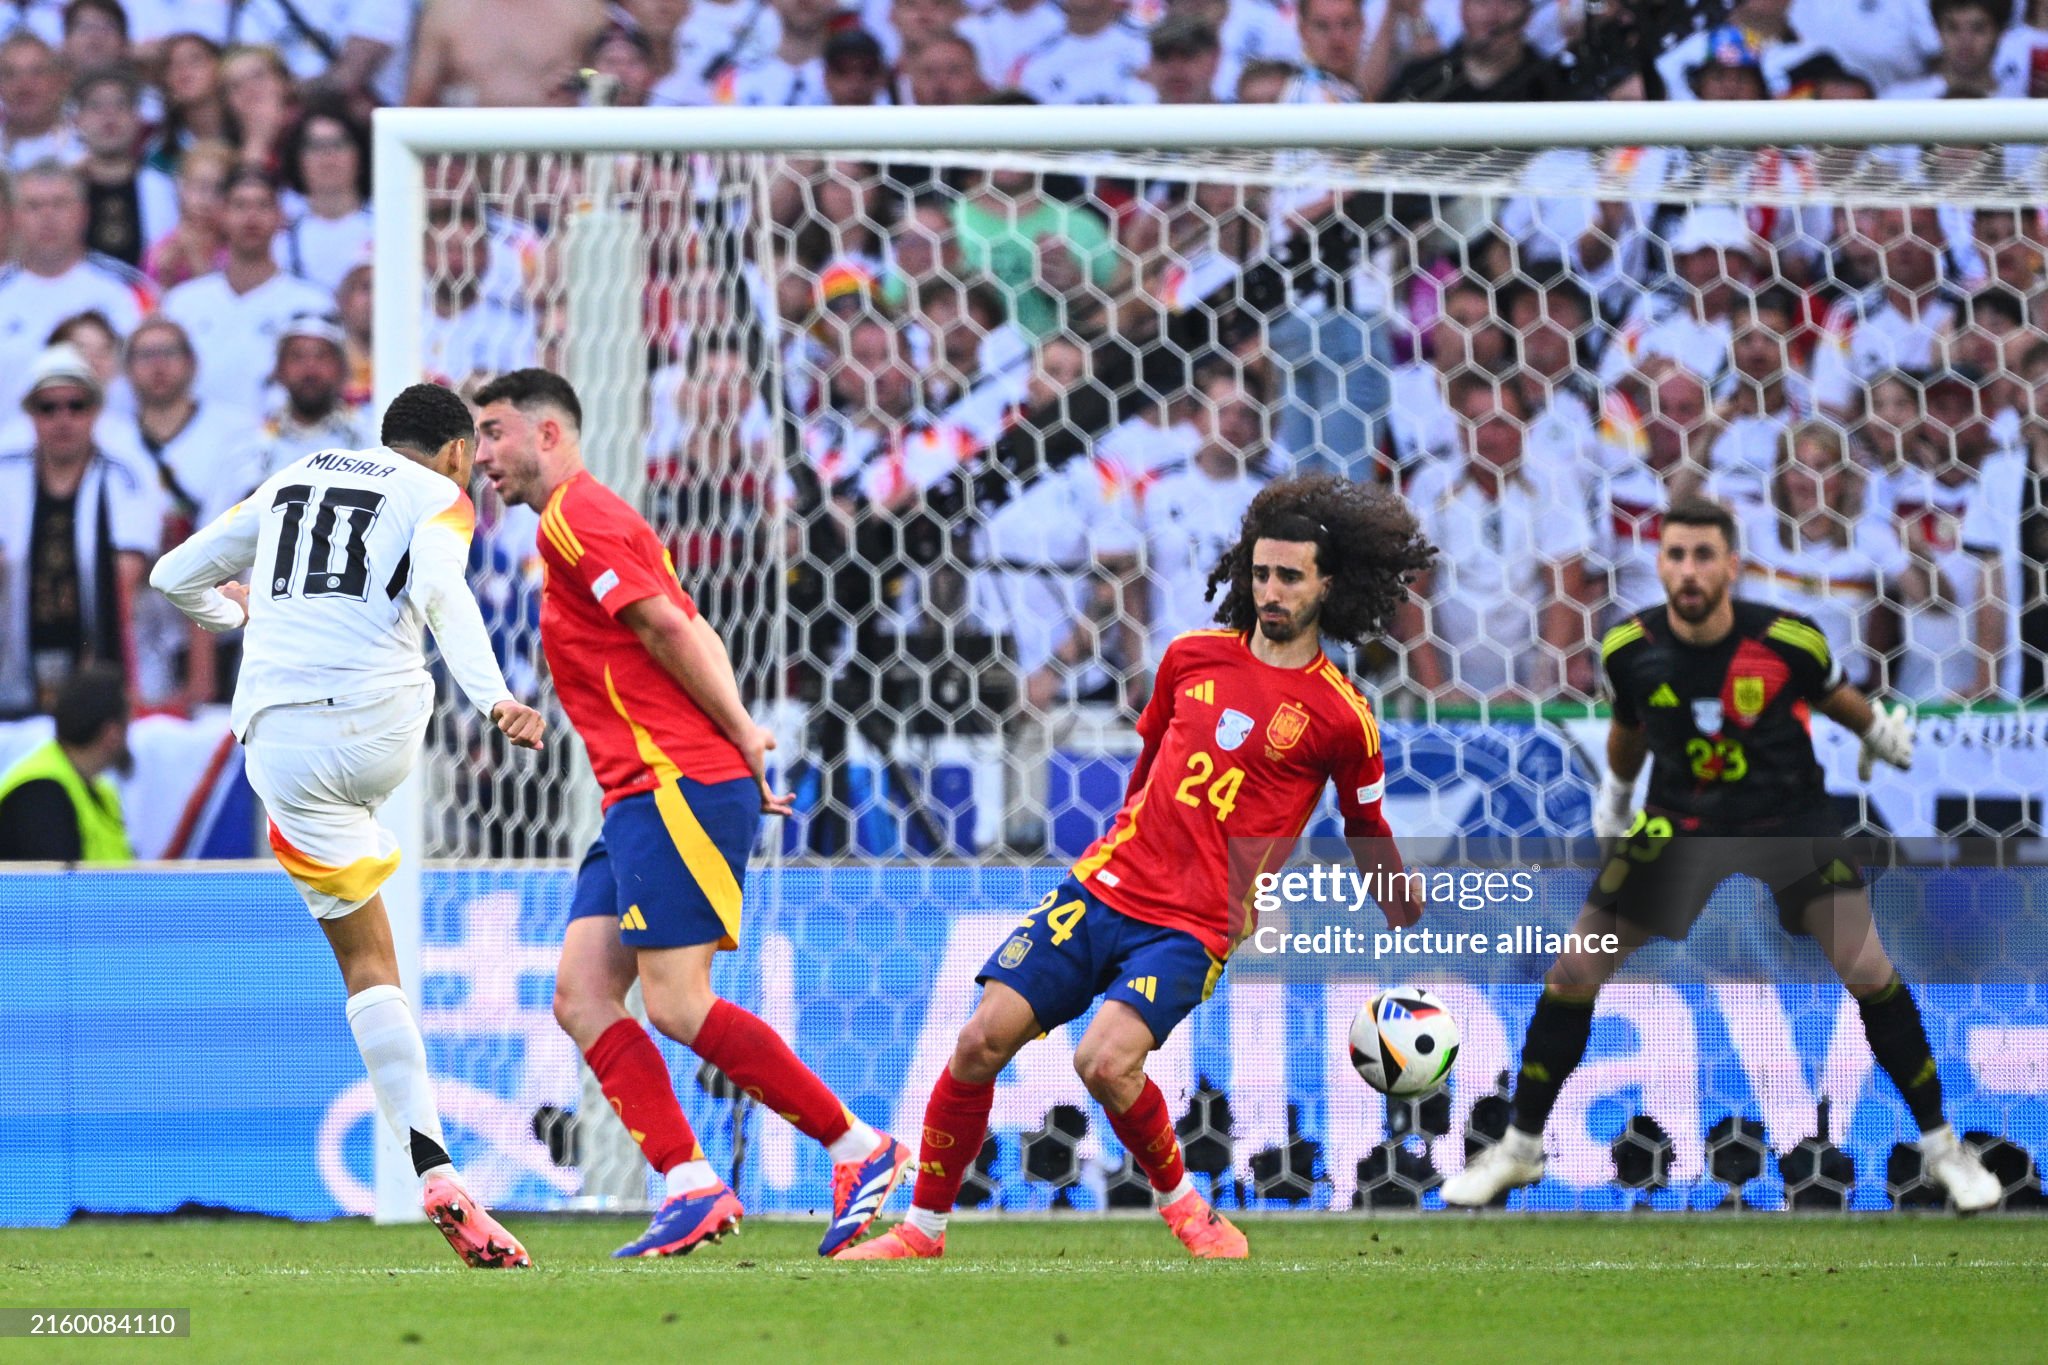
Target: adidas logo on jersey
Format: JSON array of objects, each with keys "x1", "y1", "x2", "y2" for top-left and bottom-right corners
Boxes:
[
  {"x1": 1125, "y1": 976, "x2": 1157, "y2": 1002},
  {"x1": 620, "y1": 905, "x2": 648, "y2": 931},
  {"x1": 1648, "y1": 683, "x2": 1679, "y2": 707},
  {"x1": 1183, "y1": 679, "x2": 1215, "y2": 704}
]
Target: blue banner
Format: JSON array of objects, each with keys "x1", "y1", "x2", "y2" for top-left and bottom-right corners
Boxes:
[{"x1": 1, "y1": 865, "x2": 2043, "y2": 1226}]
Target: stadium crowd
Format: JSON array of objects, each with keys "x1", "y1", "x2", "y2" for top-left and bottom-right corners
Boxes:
[{"x1": 3, "y1": 0, "x2": 2048, "y2": 852}]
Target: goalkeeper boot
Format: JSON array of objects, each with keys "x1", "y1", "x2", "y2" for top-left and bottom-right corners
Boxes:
[
  {"x1": 820, "y1": 1134, "x2": 914, "y2": 1257},
  {"x1": 833, "y1": 1221, "x2": 944, "y2": 1261},
  {"x1": 422, "y1": 1174, "x2": 532, "y2": 1269},
  {"x1": 613, "y1": 1182, "x2": 745, "y2": 1258},
  {"x1": 1441, "y1": 1128, "x2": 1546, "y2": 1208},
  {"x1": 1922, "y1": 1125, "x2": 2002, "y2": 1214},
  {"x1": 1160, "y1": 1189, "x2": 1249, "y2": 1260}
]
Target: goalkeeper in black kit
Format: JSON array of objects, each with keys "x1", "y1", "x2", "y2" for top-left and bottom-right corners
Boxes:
[{"x1": 1443, "y1": 498, "x2": 2001, "y2": 1211}]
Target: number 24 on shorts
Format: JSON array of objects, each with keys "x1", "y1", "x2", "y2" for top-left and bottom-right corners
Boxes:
[{"x1": 1020, "y1": 890, "x2": 1086, "y2": 946}]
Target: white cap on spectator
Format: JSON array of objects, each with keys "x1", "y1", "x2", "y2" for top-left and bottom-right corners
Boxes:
[
  {"x1": 1668, "y1": 205, "x2": 1756, "y2": 258},
  {"x1": 22, "y1": 344, "x2": 102, "y2": 407},
  {"x1": 276, "y1": 312, "x2": 349, "y2": 358}
]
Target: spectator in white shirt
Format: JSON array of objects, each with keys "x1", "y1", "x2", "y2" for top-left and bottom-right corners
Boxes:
[
  {"x1": 1398, "y1": 368, "x2": 1596, "y2": 701},
  {"x1": 1813, "y1": 205, "x2": 1958, "y2": 417},
  {"x1": 1602, "y1": 204, "x2": 1758, "y2": 392},
  {"x1": 1390, "y1": 271, "x2": 1503, "y2": 471},
  {"x1": 960, "y1": 0, "x2": 1067, "y2": 90},
  {"x1": 210, "y1": 313, "x2": 372, "y2": 523},
  {"x1": 1883, "y1": 0, "x2": 2008, "y2": 99},
  {"x1": 1886, "y1": 366, "x2": 2002, "y2": 698},
  {"x1": 1712, "y1": 285, "x2": 1810, "y2": 507},
  {"x1": 1139, "y1": 364, "x2": 1274, "y2": 662},
  {"x1": 1790, "y1": 0, "x2": 1941, "y2": 95},
  {"x1": 273, "y1": 98, "x2": 374, "y2": 295},
  {"x1": 0, "y1": 345, "x2": 159, "y2": 717},
  {"x1": 1736, "y1": 419, "x2": 1905, "y2": 689},
  {"x1": 1597, "y1": 359, "x2": 1716, "y2": 618},
  {"x1": 1298, "y1": 0, "x2": 1367, "y2": 92},
  {"x1": 1502, "y1": 275, "x2": 1602, "y2": 480},
  {"x1": 0, "y1": 161, "x2": 156, "y2": 412},
  {"x1": 1963, "y1": 335, "x2": 2048, "y2": 698},
  {"x1": 714, "y1": 0, "x2": 833, "y2": 104},
  {"x1": 1014, "y1": 0, "x2": 1152, "y2": 104},
  {"x1": 74, "y1": 69, "x2": 177, "y2": 271},
  {"x1": 0, "y1": 32, "x2": 82, "y2": 170},
  {"x1": 159, "y1": 169, "x2": 331, "y2": 414},
  {"x1": 420, "y1": 198, "x2": 539, "y2": 391},
  {"x1": 822, "y1": 27, "x2": 890, "y2": 105}
]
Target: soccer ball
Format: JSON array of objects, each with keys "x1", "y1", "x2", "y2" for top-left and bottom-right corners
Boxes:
[{"x1": 1349, "y1": 987, "x2": 1461, "y2": 1098}]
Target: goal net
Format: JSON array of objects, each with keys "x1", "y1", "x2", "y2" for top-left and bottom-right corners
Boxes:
[{"x1": 372, "y1": 105, "x2": 2048, "y2": 1218}]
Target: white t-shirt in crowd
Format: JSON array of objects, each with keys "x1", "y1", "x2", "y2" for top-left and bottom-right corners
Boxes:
[
  {"x1": 159, "y1": 268, "x2": 334, "y2": 414},
  {"x1": 0, "y1": 256, "x2": 155, "y2": 411},
  {"x1": 1138, "y1": 457, "x2": 1269, "y2": 663},
  {"x1": 1406, "y1": 456, "x2": 1594, "y2": 695},
  {"x1": 1730, "y1": 498, "x2": 1908, "y2": 690},
  {"x1": 1014, "y1": 22, "x2": 1152, "y2": 104},
  {"x1": 960, "y1": 0, "x2": 1068, "y2": 90},
  {"x1": 274, "y1": 206, "x2": 376, "y2": 295}
]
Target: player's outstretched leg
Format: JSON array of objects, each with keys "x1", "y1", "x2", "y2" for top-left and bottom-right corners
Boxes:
[
  {"x1": 555, "y1": 915, "x2": 743, "y2": 1258},
  {"x1": 1078, "y1": 1004, "x2": 1246, "y2": 1260},
  {"x1": 837, "y1": 983, "x2": 1039, "y2": 1261},
  {"x1": 640, "y1": 945, "x2": 910, "y2": 1256},
  {"x1": 326, "y1": 896, "x2": 531, "y2": 1268},
  {"x1": 1806, "y1": 893, "x2": 2001, "y2": 1212}
]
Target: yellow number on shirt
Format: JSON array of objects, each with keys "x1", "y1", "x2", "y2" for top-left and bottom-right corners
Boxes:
[
  {"x1": 1045, "y1": 898, "x2": 1086, "y2": 946},
  {"x1": 1176, "y1": 751, "x2": 1244, "y2": 823},
  {"x1": 1685, "y1": 737, "x2": 1749, "y2": 783}
]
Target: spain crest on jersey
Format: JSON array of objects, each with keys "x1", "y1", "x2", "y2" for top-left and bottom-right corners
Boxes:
[
  {"x1": 1216, "y1": 708, "x2": 1254, "y2": 751},
  {"x1": 1266, "y1": 701, "x2": 1311, "y2": 751},
  {"x1": 1732, "y1": 675, "x2": 1765, "y2": 719}
]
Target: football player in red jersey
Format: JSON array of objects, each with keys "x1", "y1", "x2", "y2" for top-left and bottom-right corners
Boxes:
[
  {"x1": 840, "y1": 475, "x2": 1436, "y2": 1262},
  {"x1": 473, "y1": 370, "x2": 912, "y2": 1260}
]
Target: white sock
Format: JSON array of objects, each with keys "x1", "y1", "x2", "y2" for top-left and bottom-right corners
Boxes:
[
  {"x1": 666, "y1": 1160, "x2": 719, "y2": 1196},
  {"x1": 826, "y1": 1115, "x2": 882, "y2": 1165},
  {"x1": 1154, "y1": 1174, "x2": 1197, "y2": 1208},
  {"x1": 345, "y1": 985, "x2": 452, "y2": 1181},
  {"x1": 905, "y1": 1205, "x2": 948, "y2": 1239}
]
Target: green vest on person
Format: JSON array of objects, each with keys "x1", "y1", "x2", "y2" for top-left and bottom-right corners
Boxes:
[{"x1": 0, "y1": 739, "x2": 134, "y2": 864}]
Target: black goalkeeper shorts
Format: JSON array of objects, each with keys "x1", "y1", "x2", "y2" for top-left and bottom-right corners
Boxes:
[{"x1": 1588, "y1": 806, "x2": 1869, "y2": 941}]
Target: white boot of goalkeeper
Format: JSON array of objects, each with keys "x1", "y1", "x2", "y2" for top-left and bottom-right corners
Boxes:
[
  {"x1": 1442, "y1": 1128, "x2": 1546, "y2": 1207},
  {"x1": 1921, "y1": 1125, "x2": 2001, "y2": 1213}
]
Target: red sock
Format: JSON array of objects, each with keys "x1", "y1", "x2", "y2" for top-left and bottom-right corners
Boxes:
[
  {"x1": 692, "y1": 999, "x2": 851, "y2": 1147},
  {"x1": 584, "y1": 1019, "x2": 702, "y2": 1173},
  {"x1": 1105, "y1": 1077, "x2": 1185, "y2": 1193},
  {"x1": 911, "y1": 1069, "x2": 996, "y2": 1214}
]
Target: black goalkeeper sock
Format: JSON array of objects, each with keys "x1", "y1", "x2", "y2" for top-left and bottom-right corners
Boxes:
[
  {"x1": 1858, "y1": 975, "x2": 1947, "y2": 1132},
  {"x1": 1509, "y1": 989, "x2": 1597, "y2": 1137}
]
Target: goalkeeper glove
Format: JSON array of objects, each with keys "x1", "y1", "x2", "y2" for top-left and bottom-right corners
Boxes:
[
  {"x1": 1593, "y1": 768, "x2": 1638, "y2": 840},
  {"x1": 1858, "y1": 701, "x2": 1916, "y2": 780}
]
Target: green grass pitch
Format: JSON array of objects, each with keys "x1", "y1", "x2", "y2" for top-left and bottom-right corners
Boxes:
[{"x1": 1, "y1": 1216, "x2": 2040, "y2": 1363}]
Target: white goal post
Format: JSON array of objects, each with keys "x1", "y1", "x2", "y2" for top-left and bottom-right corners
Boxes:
[{"x1": 369, "y1": 100, "x2": 2048, "y2": 1224}]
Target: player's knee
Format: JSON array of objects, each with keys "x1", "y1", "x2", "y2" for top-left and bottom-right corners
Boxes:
[
  {"x1": 951, "y1": 1017, "x2": 1015, "y2": 1083},
  {"x1": 551, "y1": 979, "x2": 622, "y2": 1052},
  {"x1": 644, "y1": 990, "x2": 714, "y2": 1049},
  {"x1": 1072, "y1": 1039, "x2": 1143, "y2": 1101}
]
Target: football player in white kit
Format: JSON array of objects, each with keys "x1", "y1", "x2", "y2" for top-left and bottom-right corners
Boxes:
[{"x1": 150, "y1": 382, "x2": 546, "y2": 1268}]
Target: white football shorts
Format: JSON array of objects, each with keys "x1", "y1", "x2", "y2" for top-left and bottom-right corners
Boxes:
[{"x1": 243, "y1": 682, "x2": 433, "y2": 919}]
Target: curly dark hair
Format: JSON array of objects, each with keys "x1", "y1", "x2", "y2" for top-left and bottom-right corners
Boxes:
[
  {"x1": 1204, "y1": 474, "x2": 1436, "y2": 645},
  {"x1": 381, "y1": 381, "x2": 474, "y2": 457}
]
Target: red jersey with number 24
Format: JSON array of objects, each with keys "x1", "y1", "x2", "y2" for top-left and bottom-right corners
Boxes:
[
  {"x1": 1072, "y1": 628, "x2": 1393, "y2": 958},
  {"x1": 536, "y1": 471, "x2": 751, "y2": 805}
]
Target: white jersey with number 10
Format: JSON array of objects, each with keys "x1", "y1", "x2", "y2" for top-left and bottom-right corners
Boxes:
[{"x1": 150, "y1": 446, "x2": 514, "y2": 738}]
